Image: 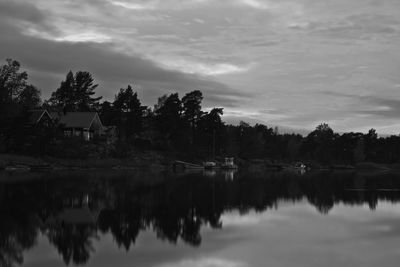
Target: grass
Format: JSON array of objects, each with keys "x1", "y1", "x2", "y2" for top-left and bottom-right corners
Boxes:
[{"x1": 0, "y1": 151, "x2": 169, "y2": 170}]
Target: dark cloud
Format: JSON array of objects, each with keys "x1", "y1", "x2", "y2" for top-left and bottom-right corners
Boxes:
[
  {"x1": 205, "y1": 93, "x2": 249, "y2": 108},
  {"x1": 358, "y1": 98, "x2": 400, "y2": 119},
  {"x1": 309, "y1": 14, "x2": 400, "y2": 40},
  {"x1": 0, "y1": 13, "x2": 243, "y2": 107},
  {"x1": 0, "y1": 0, "x2": 46, "y2": 23},
  {"x1": 319, "y1": 91, "x2": 400, "y2": 119},
  {"x1": 319, "y1": 91, "x2": 360, "y2": 99}
]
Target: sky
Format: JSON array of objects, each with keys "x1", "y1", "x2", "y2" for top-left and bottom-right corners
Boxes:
[{"x1": 1, "y1": 0, "x2": 400, "y2": 134}]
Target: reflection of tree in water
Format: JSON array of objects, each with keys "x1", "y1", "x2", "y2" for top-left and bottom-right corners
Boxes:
[
  {"x1": 0, "y1": 214, "x2": 38, "y2": 267},
  {"x1": 2, "y1": 170, "x2": 400, "y2": 266},
  {"x1": 46, "y1": 224, "x2": 97, "y2": 265},
  {"x1": 0, "y1": 183, "x2": 40, "y2": 267},
  {"x1": 97, "y1": 210, "x2": 144, "y2": 251}
]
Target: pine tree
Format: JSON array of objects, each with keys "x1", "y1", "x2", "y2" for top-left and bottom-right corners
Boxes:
[{"x1": 47, "y1": 71, "x2": 101, "y2": 112}]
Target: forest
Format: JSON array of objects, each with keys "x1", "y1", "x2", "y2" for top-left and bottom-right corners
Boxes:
[{"x1": 1, "y1": 58, "x2": 400, "y2": 165}]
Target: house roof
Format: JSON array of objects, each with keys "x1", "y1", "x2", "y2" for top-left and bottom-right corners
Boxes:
[
  {"x1": 50, "y1": 112, "x2": 103, "y2": 129},
  {"x1": 28, "y1": 110, "x2": 50, "y2": 124}
]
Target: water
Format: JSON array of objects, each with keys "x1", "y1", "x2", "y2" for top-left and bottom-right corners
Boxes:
[{"x1": 1, "y1": 169, "x2": 400, "y2": 267}]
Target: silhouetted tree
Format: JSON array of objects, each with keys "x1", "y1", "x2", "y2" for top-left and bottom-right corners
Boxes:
[
  {"x1": 364, "y1": 128, "x2": 378, "y2": 161},
  {"x1": 154, "y1": 93, "x2": 187, "y2": 150},
  {"x1": 17, "y1": 84, "x2": 41, "y2": 109},
  {"x1": 98, "y1": 101, "x2": 115, "y2": 126},
  {"x1": 0, "y1": 59, "x2": 28, "y2": 105},
  {"x1": 0, "y1": 59, "x2": 28, "y2": 132},
  {"x1": 182, "y1": 90, "x2": 203, "y2": 145},
  {"x1": 302, "y1": 123, "x2": 337, "y2": 164},
  {"x1": 74, "y1": 71, "x2": 102, "y2": 111},
  {"x1": 47, "y1": 71, "x2": 75, "y2": 111},
  {"x1": 113, "y1": 85, "x2": 146, "y2": 140},
  {"x1": 47, "y1": 71, "x2": 101, "y2": 112},
  {"x1": 198, "y1": 108, "x2": 225, "y2": 157}
]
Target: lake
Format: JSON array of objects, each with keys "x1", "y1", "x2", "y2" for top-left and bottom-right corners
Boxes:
[{"x1": 1, "y1": 169, "x2": 400, "y2": 267}]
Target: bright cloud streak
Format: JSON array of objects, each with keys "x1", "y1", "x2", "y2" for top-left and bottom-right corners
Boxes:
[
  {"x1": 238, "y1": 0, "x2": 270, "y2": 9},
  {"x1": 109, "y1": 0, "x2": 156, "y2": 10},
  {"x1": 158, "y1": 59, "x2": 252, "y2": 76}
]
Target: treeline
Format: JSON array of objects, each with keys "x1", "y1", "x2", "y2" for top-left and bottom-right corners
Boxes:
[{"x1": 1, "y1": 58, "x2": 400, "y2": 164}]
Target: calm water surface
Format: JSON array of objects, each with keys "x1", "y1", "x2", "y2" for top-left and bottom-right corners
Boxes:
[{"x1": 1, "y1": 169, "x2": 400, "y2": 267}]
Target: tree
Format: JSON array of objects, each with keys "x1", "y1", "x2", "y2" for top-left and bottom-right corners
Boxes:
[
  {"x1": 0, "y1": 59, "x2": 28, "y2": 105},
  {"x1": 198, "y1": 108, "x2": 225, "y2": 157},
  {"x1": 182, "y1": 90, "x2": 203, "y2": 145},
  {"x1": 17, "y1": 84, "x2": 41, "y2": 109},
  {"x1": 0, "y1": 59, "x2": 31, "y2": 151},
  {"x1": 99, "y1": 101, "x2": 115, "y2": 126},
  {"x1": 155, "y1": 93, "x2": 183, "y2": 128},
  {"x1": 0, "y1": 59, "x2": 29, "y2": 130},
  {"x1": 154, "y1": 93, "x2": 186, "y2": 149},
  {"x1": 74, "y1": 71, "x2": 102, "y2": 111},
  {"x1": 302, "y1": 123, "x2": 337, "y2": 164},
  {"x1": 47, "y1": 71, "x2": 101, "y2": 112},
  {"x1": 47, "y1": 71, "x2": 75, "y2": 111},
  {"x1": 238, "y1": 122, "x2": 265, "y2": 159},
  {"x1": 113, "y1": 85, "x2": 146, "y2": 140},
  {"x1": 364, "y1": 128, "x2": 378, "y2": 161}
]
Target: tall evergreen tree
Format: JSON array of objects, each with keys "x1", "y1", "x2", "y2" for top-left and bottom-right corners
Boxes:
[
  {"x1": 75, "y1": 71, "x2": 102, "y2": 111},
  {"x1": 154, "y1": 93, "x2": 186, "y2": 149},
  {"x1": 113, "y1": 85, "x2": 146, "y2": 139},
  {"x1": 198, "y1": 108, "x2": 225, "y2": 157},
  {"x1": 47, "y1": 71, "x2": 101, "y2": 112},
  {"x1": 182, "y1": 90, "x2": 203, "y2": 145}
]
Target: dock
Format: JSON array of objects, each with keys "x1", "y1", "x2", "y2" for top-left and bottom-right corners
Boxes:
[{"x1": 173, "y1": 161, "x2": 204, "y2": 171}]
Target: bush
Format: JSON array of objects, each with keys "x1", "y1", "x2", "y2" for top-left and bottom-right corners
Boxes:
[
  {"x1": 51, "y1": 137, "x2": 90, "y2": 159},
  {"x1": 110, "y1": 141, "x2": 131, "y2": 158}
]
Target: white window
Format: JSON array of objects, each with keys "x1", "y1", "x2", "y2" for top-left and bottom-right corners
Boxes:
[{"x1": 84, "y1": 131, "x2": 90, "y2": 141}]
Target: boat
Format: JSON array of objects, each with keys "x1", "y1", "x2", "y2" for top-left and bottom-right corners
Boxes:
[
  {"x1": 294, "y1": 162, "x2": 306, "y2": 170},
  {"x1": 173, "y1": 158, "x2": 238, "y2": 172},
  {"x1": 203, "y1": 161, "x2": 217, "y2": 169},
  {"x1": 221, "y1": 157, "x2": 238, "y2": 169},
  {"x1": 173, "y1": 161, "x2": 204, "y2": 171}
]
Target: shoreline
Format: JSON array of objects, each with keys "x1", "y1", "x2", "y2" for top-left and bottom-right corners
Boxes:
[
  {"x1": 0, "y1": 152, "x2": 169, "y2": 172},
  {"x1": 2, "y1": 153, "x2": 400, "y2": 173}
]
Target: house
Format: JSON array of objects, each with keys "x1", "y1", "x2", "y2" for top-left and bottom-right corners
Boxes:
[
  {"x1": 28, "y1": 109, "x2": 52, "y2": 126},
  {"x1": 51, "y1": 112, "x2": 104, "y2": 141}
]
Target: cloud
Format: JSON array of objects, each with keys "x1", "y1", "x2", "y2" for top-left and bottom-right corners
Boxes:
[
  {"x1": 1, "y1": 0, "x2": 400, "y2": 133},
  {"x1": 0, "y1": 0, "x2": 46, "y2": 23},
  {"x1": 108, "y1": 0, "x2": 156, "y2": 10},
  {"x1": 0, "y1": 13, "x2": 244, "y2": 108},
  {"x1": 358, "y1": 98, "x2": 400, "y2": 119},
  {"x1": 238, "y1": 0, "x2": 269, "y2": 9},
  {"x1": 158, "y1": 59, "x2": 251, "y2": 76},
  {"x1": 319, "y1": 91, "x2": 400, "y2": 119},
  {"x1": 26, "y1": 28, "x2": 112, "y2": 43},
  {"x1": 308, "y1": 14, "x2": 400, "y2": 41}
]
